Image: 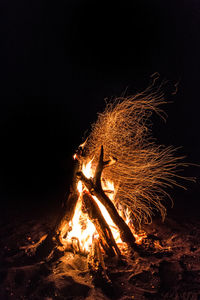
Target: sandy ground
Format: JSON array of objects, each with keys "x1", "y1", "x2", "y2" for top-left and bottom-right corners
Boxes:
[{"x1": 0, "y1": 205, "x2": 200, "y2": 300}]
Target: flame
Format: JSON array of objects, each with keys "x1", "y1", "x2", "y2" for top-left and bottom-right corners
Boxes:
[
  {"x1": 61, "y1": 158, "x2": 146, "y2": 254},
  {"x1": 77, "y1": 181, "x2": 83, "y2": 193},
  {"x1": 82, "y1": 158, "x2": 94, "y2": 179},
  {"x1": 66, "y1": 197, "x2": 96, "y2": 252}
]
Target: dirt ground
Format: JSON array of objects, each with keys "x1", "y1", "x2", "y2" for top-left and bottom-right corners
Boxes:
[{"x1": 1, "y1": 203, "x2": 200, "y2": 300}]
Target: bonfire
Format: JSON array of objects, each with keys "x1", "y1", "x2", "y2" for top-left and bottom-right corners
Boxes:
[{"x1": 27, "y1": 83, "x2": 193, "y2": 285}]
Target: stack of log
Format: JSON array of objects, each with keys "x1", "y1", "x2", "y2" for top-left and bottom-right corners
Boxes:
[{"x1": 34, "y1": 145, "x2": 139, "y2": 274}]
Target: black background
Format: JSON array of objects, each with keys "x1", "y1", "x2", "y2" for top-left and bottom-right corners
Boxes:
[{"x1": 0, "y1": 0, "x2": 199, "y2": 216}]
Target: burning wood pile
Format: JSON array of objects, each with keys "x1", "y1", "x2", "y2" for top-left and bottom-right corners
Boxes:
[{"x1": 28, "y1": 83, "x2": 192, "y2": 284}]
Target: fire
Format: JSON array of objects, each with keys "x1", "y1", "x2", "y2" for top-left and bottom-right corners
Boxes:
[
  {"x1": 61, "y1": 157, "x2": 145, "y2": 254},
  {"x1": 66, "y1": 198, "x2": 96, "y2": 253},
  {"x1": 82, "y1": 158, "x2": 94, "y2": 179}
]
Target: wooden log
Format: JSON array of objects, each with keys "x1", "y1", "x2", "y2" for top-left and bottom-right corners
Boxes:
[
  {"x1": 82, "y1": 191, "x2": 120, "y2": 256},
  {"x1": 77, "y1": 146, "x2": 138, "y2": 251},
  {"x1": 35, "y1": 159, "x2": 80, "y2": 259},
  {"x1": 34, "y1": 190, "x2": 79, "y2": 259},
  {"x1": 82, "y1": 191, "x2": 121, "y2": 256},
  {"x1": 88, "y1": 237, "x2": 111, "y2": 285}
]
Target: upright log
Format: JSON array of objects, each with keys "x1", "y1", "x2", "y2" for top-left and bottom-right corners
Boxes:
[{"x1": 35, "y1": 159, "x2": 80, "y2": 259}]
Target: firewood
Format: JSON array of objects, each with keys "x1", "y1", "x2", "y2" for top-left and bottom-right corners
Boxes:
[
  {"x1": 88, "y1": 237, "x2": 112, "y2": 286},
  {"x1": 35, "y1": 159, "x2": 80, "y2": 259},
  {"x1": 77, "y1": 146, "x2": 138, "y2": 251},
  {"x1": 82, "y1": 191, "x2": 121, "y2": 256}
]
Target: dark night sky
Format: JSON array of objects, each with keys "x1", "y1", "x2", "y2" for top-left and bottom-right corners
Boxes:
[{"x1": 0, "y1": 0, "x2": 200, "y2": 214}]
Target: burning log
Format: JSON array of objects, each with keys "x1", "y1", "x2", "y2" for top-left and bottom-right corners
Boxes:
[
  {"x1": 82, "y1": 190, "x2": 121, "y2": 256},
  {"x1": 88, "y1": 237, "x2": 107, "y2": 276},
  {"x1": 88, "y1": 237, "x2": 113, "y2": 293},
  {"x1": 77, "y1": 146, "x2": 138, "y2": 251},
  {"x1": 34, "y1": 192, "x2": 79, "y2": 260},
  {"x1": 34, "y1": 159, "x2": 80, "y2": 259}
]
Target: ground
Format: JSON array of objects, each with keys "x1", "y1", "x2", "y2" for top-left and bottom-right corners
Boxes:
[{"x1": 1, "y1": 203, "x2": 200, "y2": 300}]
